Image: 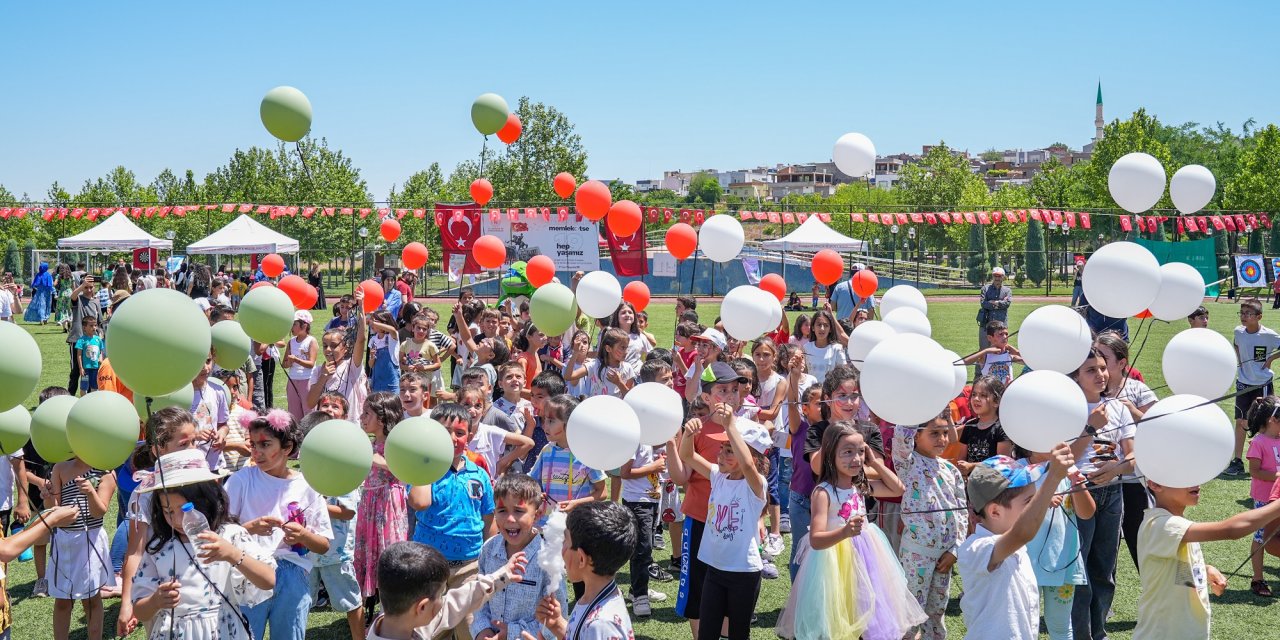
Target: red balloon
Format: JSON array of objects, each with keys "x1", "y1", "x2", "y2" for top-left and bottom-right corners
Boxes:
[
  {"x1": 1135, "y1": 309, "x2": 1153, "y2": 319},
  {"x1": 261, "y1": 253, "x2": 285, "y2": 278},
  {"x1": 526, "y1": 255, "x2": 556, "y2": 288},
  {"x1": 380, "y1": 218, "x2": 402, "y2": 243},
  {"x1": 812, "y1": 249, "x2": 844, "y2": 286},
  {"x1": 296, "y1": 284, "x2": 319, "y2": 310},
  {"x1": 402, "y1": 242, "x2": 429, "y2": 270},
  {"x1": 852, "y1": 269, "x2": 878, "y2": 298},
  {"x1": 606, "y1": 200, "x2": 642, "y2": 237},
  {"x1": 358, "y1": 280, "x2": 384, "y2": 314},
  {"x1": 759, "y1": 273, "x2": 786, "y2": 302},
  {"x1": 278, "y1": 275, "x2": 310, "y2": 309},
  {"x1": 470, "y1": 178, "x2": 494, "y2": 206},
  {"x1": 574, "y1": 180, "x2": 612, "y2": 221},
  {"x1": 623, "y1": 281, "x2": 651, "y2": 312},
  {"x1": 665, "y1": 223, "x2": 697, "y2": 260},
  {"x1": 250, "y1": 281, "x2": 274, "y2": 291},
  {"x1": 497, "y1": 113, "x2": 522, "y2": 144},
  {"x1": 553, "y1": 172, "x2": 577, "y2": 199},
  {"x1": 474, "y1": 235, "x2": 507, "y2": 270}
]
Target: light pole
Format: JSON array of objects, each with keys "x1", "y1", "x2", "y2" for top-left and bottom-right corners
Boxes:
[
  {"x1": 908, "y1": 226, "x2": 918, "y2": 285},
  {"x1": 1046, "y1": 220, "x2": 1058, "y2": 296},
  {"x1": 890, "y1": 224, "x2": 899, "y2": 284},
  {"x1": 358, "y1": 226, "x2": 369, "y2": 282}
]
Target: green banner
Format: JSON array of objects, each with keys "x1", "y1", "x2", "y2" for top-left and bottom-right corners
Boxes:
[{"x1": 1133, "y1": 237, "x2": 1220, "y2": 297}]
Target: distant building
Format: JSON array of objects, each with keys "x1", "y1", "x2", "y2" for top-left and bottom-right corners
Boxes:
[
  {"x1": 872, "y1": 157, "x2": 905, "y2": 190},
  {"x1": 771, "y1": 164, "x2": 836, "y2": 199},
  {"x1": 728, "y1": 181, "x2": 771, "y2": 200},
  {"x1": 634, "y1": 179, "x2": 663, "y2": 193}
]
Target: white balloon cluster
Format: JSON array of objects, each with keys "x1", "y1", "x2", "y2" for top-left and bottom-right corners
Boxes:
[
  {"x1": 721, "y1": 285, "x2": 782, "y2": 341},
  {"x1": 567, "y1": 395, "x2": 641, "y2": 471},
  {"x1": 1081, "y1": 242, "x2": 1205, "y2": 320}
]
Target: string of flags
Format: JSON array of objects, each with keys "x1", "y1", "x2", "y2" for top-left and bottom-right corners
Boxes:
[{"x1": 0, "y1": 203, "x2": 1270, "y2": 235}]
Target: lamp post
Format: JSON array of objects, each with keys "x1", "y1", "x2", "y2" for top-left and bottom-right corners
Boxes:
[
  {"x1": 908, "y1": 226, "x2": 918, "y2": 285},
  {"x1": 358, "y1": 226, "x2": 369, "y2": 282},
  {"x1": 1060, "y1": 224, "x2": 1071, "y2": 289},
  {"x1": 890, "y1": 224, "x2": 899, "y2": 285}
]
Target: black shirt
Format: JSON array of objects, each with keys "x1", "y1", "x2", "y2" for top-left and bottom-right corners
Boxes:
[
  {"x1": 959, "y1": 418, "x2": 1010, "y2": 463},
  {"x1": 803, "y1": 419, "x2": 886, "y2": 463}
]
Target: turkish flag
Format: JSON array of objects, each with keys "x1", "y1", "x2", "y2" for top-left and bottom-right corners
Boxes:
[
  {"x1": 739, "y1": 210, "x2": 752, "y2": 221},
  {"x1": 239, "y1": 204, "x2": 253, "y2": 213},
  {"x1": 1199, "y1": 217, "x2": 1210, "y2": 233},
  {"x1": 694, "y1": 210, "x2": 705, "y2": 225},
  {"x1": 324, "y1": 207, "x2": 336, "y2": 217},
  {"x1": 438, "y1": 204, "x2": 484, "y2": 274},
  {"x1": 1263, "y1": 213, "x2": 1273, "y2": 228},
  {"x1": 1177, "y1": 219, "x2": 1186, "y2": 235},
  {"x1": 910, "y1": 212, "x2": 923, "y2": 224},
  {"x1": 558, "y1": 207, "x2": 569, "y2": 222},
  {"x1": 304, "y1": 207, "x2": 316, "y2": 218},
  {"x1": 991, "y1": 211, "x2": 1003, "y2": 224},
  {"x1": 939, "y1": 212, "x2": 951, "y2": 223},
  {"x1": 924, "y1": 213, "x2": 937, "y2": 225},
  {"x1": 754, "y1": 211, "x2": 768, "y2": 221},
  {"x1": 850, "y1": 213, "x2": 864, "y2": 223},
  {"x1": 222, "y1": 204, "x2": 235, "y2": 213},
  {"x1": 604, "y1": 218, "x2": 649, "y2": 277},
  {"x1": 1134, "y1": 215, "x2": 1145, "y2": 231},
  {"x1": 662, "y1": 208, "x2": 672, "y2": 223},
  {"x1": 977, "y1": 212, "x2": 991, "y2": 225},
  {"x1": 647, "y1": 208, "x2": 659, "y2": 223},
  {"x1": 964, "y1": 212, "x2": 977, "y2": 224},
  {"x1": 1224, "y1": 216, "x2": 1237, "y2": 232},
  {"x1": 895, "y1": 213, "x2": 909, "y2": 225},
  {"x1": 1237, "y1": 215, "x2": 1249, "y2": 230},
  {"x1": 1210, "y1": 216, "x2": 1225, "y2": 231},
  {"x1": 413, "y1": 208, "x2": 425, "y2": 219},
  {"x1": 783, "y1": 212, "x2": 796, "y2": 224}
]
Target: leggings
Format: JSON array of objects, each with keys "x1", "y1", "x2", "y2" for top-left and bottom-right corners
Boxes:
[
  {"x1": 1120, "y1": 481, "x2": 1149, "y2": 572},
  {"x1": 286, "y1": 378, "x2": 311, "y2": 420},
  {"x1": 67, "y1": 343, "x2": 81, "y2": 393},
  {"x1": 696, "y1": 567, "x2": 761, "y2": 640},
  {"x1": 1041, "y1": 584, "x2": 1076, "y2": 640},
  {"x1": 261, "y1": 357, "x2": 276, "y2": 409}
]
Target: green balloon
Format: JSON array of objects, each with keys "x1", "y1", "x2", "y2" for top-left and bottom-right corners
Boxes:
[
  {"x1": 471, "y1": 93, "x2": 509, "y2": 136},
  {"x1": 238, "y1": 286, "x2": 294, "y2": 344},
  {"x1": 530, "y1": 282, "x2": 579, "y2": 336},
  {"x1": 68, "y1": 391, "x2": 140, "y2": 471},
  {"x1": 133, "y1": 383, "x2": 195, "y2": 421},
  {"x1": 30, "y1": 395, "x2": 76, "y2": 463},
  {"x1": 260, "y1": 86, "x2": 313, "y2": 142},
  {"x1": 106, "y1": 288, "x2": 211, "y2": 397},
  {"x1": 0, "y1": 322, "x2": 41, "y2": 413},
  {"x1": 385, "y1": 416, "x2": 454, "y2": 487},
  {"x1": 300, "y1": 419, "x2": 373, "y2": 496},
  {"x1": 211, "y1": 321, "x2": 252, "y2": 370},
  {"x1": 0, "y1": 405, "x2": 31, "y2": 456}
]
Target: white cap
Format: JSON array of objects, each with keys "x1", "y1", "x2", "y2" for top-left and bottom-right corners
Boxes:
[
  {"x1": 294, "y1": 310, "x2": 314, "y2": 324},
  {"x1": 852, "y1": 262, "x2": 867, "y2": 271},
  {"x1": 991, "y1": 267, "x2": 1006, "y2": 276}
]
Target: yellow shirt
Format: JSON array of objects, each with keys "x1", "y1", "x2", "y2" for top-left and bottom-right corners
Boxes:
[
  {"x1": 1133, "y1": 508, "x2": 1210, "y2": 640},
  {"x1": 231, "y1": 280, "x2": 247, "y2": 297}
]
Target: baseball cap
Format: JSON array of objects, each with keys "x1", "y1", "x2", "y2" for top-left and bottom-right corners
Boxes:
[
  {"x1": 690, "y1": 328, "x2": 728, "y2": 351},
  {"x1": 700, "y1": 361, "x2": 749, "y2": 388},
  {"x1": 966, "y1": 455, "x2": 1044, "y2": 515},
  {"x1": 704, "y1": 420, "x2": 773, "y2": 454},
  {"x1": 991, "y1": 267, "x2": 1006, "y2": 276},
  {"x1": 294, "y1": 310, "x2": 314, "y2": 325}
]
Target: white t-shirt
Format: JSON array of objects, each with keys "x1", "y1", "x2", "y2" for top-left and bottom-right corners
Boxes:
[
  {"x1": 698, "y1": 466, "x2": 766, "y2": 573},
  {"x1": 213, "y1": 293, "x2": 232, "y2": 308},
  {"x1": 224, "y1": 466, "x2": 334, "y2": 571},
  {"x1": 564, "y1": 586, "x2": 632, "y2": 640},
  {"x1": 582, "y1": 360, "x2": 639, "y2": 398},
  {"x1": 1116, "y1": 377, "x2": 1157, "y2": 410},
  {"x1": 309, "y1": 359, "x2": 368, "y2": 422},
  {"x1": 803, "y1": 341, "x2": 848, "y2": 383},
  {"x1": 980, "y1": 351, "x2": 1014, "y2": 385},
  {"x1": 0, "y1": 289, "x2": 13, "y2": 319},
  {"x1": 0, "y1": 451, "x2": 23, "y2": 510},
  {"x1": 1235, "y1": 325, "x2": 1280, "y2": 386},
  {"x1": 287, "y1": 336, "x2": 316, "y2": 380},
  {"x1": 958, "y1": 524, "x2": 1040, "y2": 640},
  {"x1": 621, "y1": 444, "x2": 660, "y2": 503},
  {"x1": 775, "y1": 373, "x2": 817, "y2": 456},
  {"x1": 191, "y1": 383, "x2": 228, "y2": 471},
  {"x1": 624, "y1": 333, "x2": 651, "y2": 370},
  {"x1": 468, "y1": 423, "x2": 510, "y2": 475},
  {"x1": 194, "y1": 297, "x2": 212, "y2": 312},
  {"x1": 1081, "y1": 398, "x2": 1136, "y2": 476}
]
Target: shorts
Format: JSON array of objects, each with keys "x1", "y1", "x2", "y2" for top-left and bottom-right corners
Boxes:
[
  {"x1": 1236, "y1": 381, "x2": 1273, "y2": 419},
  {"x1": 606, "y1": 467, "x2": 622, "y2": 479},
  {"x1": 1255, "y1": 500, "x2": 1274, "y2": 544},
  {"x1": 677, "y1": 518, "x2": 709, "y2": 619},
  {"x1": 80, "y1": 368, "x2": 99, "y2": 393},
  {"x1": 308, "y1": 562, "x2": 362, "y2": 613}
]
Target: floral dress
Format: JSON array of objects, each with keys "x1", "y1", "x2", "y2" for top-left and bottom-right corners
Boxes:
[
  {"x1": 55, "y1": 276, "x2": 72, "y2": 325},
  {"x1": 131, "y1": 524, "x2": 275, "y2": 640},
  {"x1": 354, "y1": 440, "x2": 410, "y2": 596}
]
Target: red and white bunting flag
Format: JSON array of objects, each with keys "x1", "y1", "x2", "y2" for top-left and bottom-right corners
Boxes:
[
  {"x1": 324, "y1": 207, "x2": 336, "y2": 217},
  {"x1": 923, "y1": 213, "x2": 936, "y2": 225},
  {"x1": 1134, "y1": 215, "x2": 1145, "y2": 231},
  {"x1": 1234, "y1": 214, "x2": 1246, "y2": 230},
  {"x1": 220, "y1": 204, "x2": 234, "y2": 213},
  {"x1": 541, "y1": 207, "x2": 551, "y2": 221},
  {"x1": 236, "y1": 204, "x2": 250, "y2": 213},
  {"x1": 253, "y1": 205, "x2": 267, "y2": 214},
  {"x1": 1030, "y1": 209, "x2": 1042, "y2": 222},
  {"x1": 1078, "y1": 213, "x2": 1090, "y2": 229},
  {"x1": 159, "y1": 206, "x2": 171, "y2": 216},
  {"x1": 72, "y1": 208, "x2": 84, "y2": 218},
  {"x1": 413, "y1": 208, "x2": 425, "y2": 219},
  {"x1": 1177, "y1": 219, "x2": 1186, "y2": 235},
  {"x1": 797, "y1": 212, "x2": 808, "y2": 224},
  {"x1": 991, "y1": 211, "x2": 1003, "y2": 224},
  {"x1": 964, "y1": 212, "x2": 978, "y2": 224},
  {"x1": 521, "y1": 207, "x2": 534, "y2": 219},
  {"x1": 738, "y1": 210, "x2": 751, "y2": 221},
  {"x1": 910, "y1": 212, "x2": 923, "y2": 224},
  {"x1": 818, "y1": 212, "x2": 832, "y2": 223},
  {"x1": 1223, "y1": 216, "x2": 1237, "y2": 231},
  {"x1": 851, "y1": 213, "x2": 864, "y2": 223},
  {"x1": 754, "y1": 211, "x2": 768, "y2": 221},
  {"x1": 783, "y1": 212, "x2": 796, "y2": 224},
  {"x1": 977, "y1": 212, "x2": 991, "y2": 225},
  {"x1": 694, "y1": 210, "x2": 706, "y2": 225},
  {"x1": 0, "y1": 208, "x2": 8, "y2": 217},
  {"x1": 504, "y1": 209, "x2": 516, "y2": 222},
  {"x1": 768, "y1": 212, "x2": 781, "y2": 223},
  {"x1": 491, "y1": 209, "x2": 502, "y2": 223},
  {"x1": 939, "y1": 212, "x2": 951, "y2": 223},
  {"x1": 303, "y1": 207, "x2": 316, "y2": 218},
  {"x1": 662, "y1": 208, "x2": 673, "y2": 223},
  {"x1": 358, "y1": 208, "x2": 371, "y2": 218},
  {"x1": 647, "y1": 208, "x2": 659, "y2": 223},
  {"x1": 1248, "y1": 214, "x2": 1259, "y2": 229},
  {"x1": 558, "y1": 207, "x2": 569, "y2": 221},
  {"x1": 1119, "y1": 216, "x2": 1133, "y2": 232},
  {"x1": 42, "y1": 210, "x2": 54, "y2": 221},
  {"x1": 895, "y1": 213, "x2": 908, "y2": 225},
  {"x1": 203, "y1": 204, "x2": 216, "y2": 210},
  {"x1": 1263, "y1": 213, "x2": 1273, "y2": 228},
  {"x1": 679, "y1": 209, "x2": 691, "y2": 224},
  {"x1": 1198, "y1": 217, "x2": 1210, "y2": 233},
  {"x1": 433, "y1": 210, "x2": 443, "y2": 226},
  {"x1": 1209, "y1": 216, "x2": 1224, "y2": 231},
  {"x1": 395, "y1": 208, "x2": 407, "y2": 219}
]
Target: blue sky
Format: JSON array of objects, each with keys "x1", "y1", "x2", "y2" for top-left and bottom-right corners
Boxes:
[{"x1": 2, "y1": 1, "x2": 1276, "y2": 201}]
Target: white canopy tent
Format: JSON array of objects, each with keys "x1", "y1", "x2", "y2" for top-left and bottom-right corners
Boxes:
[
  {"x1": 187, "y1": 214, "x2": 299, "y2": 254},
  {"x1": 760, "y1": 215, "x2": 867, "y2": 253},
  {"x1": 56, "y1": 211, "x2": 173, "y2": 250}
]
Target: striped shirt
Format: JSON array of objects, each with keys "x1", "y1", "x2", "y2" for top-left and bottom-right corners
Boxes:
[{"x1": 60, "y1": 470, "x2": 106, "y2": 531}]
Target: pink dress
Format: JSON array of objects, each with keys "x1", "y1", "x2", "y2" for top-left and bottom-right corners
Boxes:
[{"x1": 354, "y1": 441, "x2": 409, "y2": 596}]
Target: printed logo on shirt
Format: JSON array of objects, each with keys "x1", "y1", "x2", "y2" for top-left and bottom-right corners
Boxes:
[
  {"x1": 709, "y1": 497, "x2": 744, "y2": 541},
  {"x1": 1255, "y1": 346, "x2": 1269, "y2": 365},
  {"x1": 468, "y1": 478, "x2": 485, "y2": 501}
]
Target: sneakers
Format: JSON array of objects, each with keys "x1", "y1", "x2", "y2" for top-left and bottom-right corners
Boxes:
[
  {"x1": 626, "y1": 589, "x2": 668, "y2": 604},
  {"x1": 1226, "y1": 458, "x2": 1246, "y2": 476},
  {"x1": 1252, "y1": 580, "x2": 1274, "y2": 597},
  {"x1": 764, "y1": 533, "x2": 785, "y2": 558},
  {"x1": 633, "y1": 595, "x2": 652, "y2": 616},
  {"x1": 312, "y1": 590, "x2": 330, "y2": 610},
  {"x1": 762, "y1": 561, "x2": 780, "y2": 579},
  {"x1": 32, "y1": 578, "x2": 49, "y2": 598},
  {"x1": 648, "y1": 563, "x2": 674, "y2": 582},
  {"x1": 780, "y1": 514, "x2": 791, "y2": 534},
  {"x1": 654, "y1": 532, "x2": 666, "y2": 550}
]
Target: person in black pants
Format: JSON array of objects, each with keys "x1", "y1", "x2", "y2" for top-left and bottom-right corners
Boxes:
[
  {"x1": 620, "y1": 445, "x2": 665, "y2": 615},
  {"x1": 260, "y1": 343, "x2": 276, "y2": 409},
  {"x1": 65, "y1": 276, "x2": 101, "y2": 393}
]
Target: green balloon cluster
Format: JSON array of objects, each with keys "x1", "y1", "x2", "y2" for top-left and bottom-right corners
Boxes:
[
  {"x1": 385, "y1": 417, "x2": 454, "y2": 486},
  {"x1": 133, "y1": 383, "x2": 195, "y2": 421},
  {"x1": 260, "y1": 86, "x2": 313, "y2": 142},
  {"x1": 238, "y1": 286, "x2": 295, "y2": 344},
  {"x1": 68, "y1": 391, "x2": 140, "y2": 471},
  {"x1": 471, "y1": 93, "x2": 509, "y2": 136},
  {"x1": 30, "y1": 395, "x2": 76, "y2": 463},
  {"x1": 0, "y1": 406, "x2": 31, "y2": 455},
  {"x1": 530, "y1": 282, "x2": 579, "y2": 336},
  {"x1": 300, "y1": 420, "x2": 373, "y2": 496},
  {"x1": 0, "y1": 322, "x2": 41, "y2": 412},
  {"x1": 107, "y1": 288, "x2": 211, "y2": 397},
  {"x1": 211, "y1": 321, "x2": 253, "y2": 370}
]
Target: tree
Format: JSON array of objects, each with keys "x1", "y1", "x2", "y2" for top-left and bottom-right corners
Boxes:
[
  {"x1": 3, "y1": 240, "x2": 18, "y2": 276},
  {"x1": 966, "y1": 224, "x2": 988, "y2": 286},
  {"x1": 685, "y1": 173, "x2": 722, "y2": 205},
  {"x1": 464, "y1": 97, "x2": 588, "y2": 205},
  {"x1": 1079, "y1": 109, "x2": 1175, "y2": 240},
  {"x1": 980, "y1": 148, "x2": 1003, "y2": 162},
  {"x1": 1224, "y1": 124, "x2": 1280, "y2": 213},
  {"x1": 898, "y1": 141, "x2": 988, "y2": 252},
  {"x1": 1025, "y1": 220, "x2": 1046, "y2": 286},
  {"x1": 388, "y1": 163, "x2": 447, "y2": 260}
]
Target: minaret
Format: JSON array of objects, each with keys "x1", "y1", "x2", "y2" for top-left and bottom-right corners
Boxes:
[{"x1": 1094, "y1": 81, "x2": 1104, "y2": 142}]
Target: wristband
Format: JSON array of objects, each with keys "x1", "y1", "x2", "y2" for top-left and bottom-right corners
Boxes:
[{"x1": 234, "y1": 549, "x2": 246, "y2": 568}]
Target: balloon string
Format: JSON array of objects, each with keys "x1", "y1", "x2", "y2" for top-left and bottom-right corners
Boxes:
[
  {"x1": 295, "y1": 141, "x2": 314, "y2": 183},
  {"x1": 1227, "y1": 524, "x2": 1280, "y2": 580},
  {"x1": 898, "y1": 474, "x2": 1138, "y2": 516}
]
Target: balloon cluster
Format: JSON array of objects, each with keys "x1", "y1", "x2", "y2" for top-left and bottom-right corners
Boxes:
[{"x1": 1108, "y1": 151, "x2": 1217, "y2": 215}]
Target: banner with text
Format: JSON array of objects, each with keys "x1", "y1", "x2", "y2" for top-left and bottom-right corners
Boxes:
[{"x1": 480, "y1": 216, "x2": 600, "y2": 272}]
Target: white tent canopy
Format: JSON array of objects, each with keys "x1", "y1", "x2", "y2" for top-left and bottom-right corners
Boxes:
[
  {"x1": 760, "y1": 215, "x2": 867, "y2": 252},
  {"x1": 57, "y1": 211, "x2": 173, "y2": 250},
  {"x1": 187, "y1": 214, "x2": 299, "y2": 255}
]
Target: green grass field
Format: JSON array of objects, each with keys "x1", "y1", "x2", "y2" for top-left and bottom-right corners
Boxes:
[{"x1": 6, "y1": 298, "x2": 1277, "y2": 639}]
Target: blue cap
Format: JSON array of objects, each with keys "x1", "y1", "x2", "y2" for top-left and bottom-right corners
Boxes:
[{"x1": 181, "y1": 502, "x2": 195, "y2": 513}]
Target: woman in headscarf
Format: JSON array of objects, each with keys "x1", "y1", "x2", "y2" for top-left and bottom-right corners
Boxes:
[{"x1": 23, "y1": 261, "x2": 55, "y2": 323}]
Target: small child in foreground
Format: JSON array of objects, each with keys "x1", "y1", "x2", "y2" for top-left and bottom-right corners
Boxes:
[{"x1": 533, "y1": 501, "x2": 637, "y2": 640}]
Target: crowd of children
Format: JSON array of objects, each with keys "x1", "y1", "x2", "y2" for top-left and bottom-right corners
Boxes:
[{"x1": 8, "y1": 266, "x2": 1280, "y2": 640}]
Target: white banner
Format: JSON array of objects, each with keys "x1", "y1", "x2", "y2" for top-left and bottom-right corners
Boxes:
[
  {"x1": 652, "y1": 252, "x2": 678, "y2": 277},
  {"x1": 480, "y1": 216, "x2": 600, "y2": 271}
]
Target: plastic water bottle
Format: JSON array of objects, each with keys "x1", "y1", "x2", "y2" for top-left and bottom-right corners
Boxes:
[
  {"x1": 181, "y1": 502, "x2": 211, "y2": 545},
  {"x1": 11, "y1": 523, "x2": 33, "y2": 562}
]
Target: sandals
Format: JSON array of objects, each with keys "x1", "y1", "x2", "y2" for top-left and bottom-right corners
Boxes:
[{"x1": 1251, "y1": 580, "x2": 1273, "y2": 597}]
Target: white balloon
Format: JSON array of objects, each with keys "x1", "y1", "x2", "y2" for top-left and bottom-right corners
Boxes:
[
  {"x1": 1147, "y1": 263, "x2": 1205, "y2": 321},
  {"x1": 576, "y1": 271, "x2": 621, "y2": 319},
  {"x1": 625, "y1": 383, "x2": 685, "y2": 446},
  {"x1": 1169, "y1": 165, "x2": 1216, "y2": 215},
  {"x1": 1162, "y1": 328, "x2": 1236, "y2": 400},
  {"x1": 1135, "y1": 395, "x2": 1234, "y2": 488},
  {"x1": 1108, "y1": 152, "x2": 1167, "y2": 214},
  {"x1": 941, "y1": 349, "x2": 967, "y2": 398},
  {"x1": 880, "y1": 285, "x2": 928, "y2": 318},
  {"x1": 699, "y1": 215, "x2": 745, "y2": 263},
  {"x1": 845, "y1": 320, "x2": 896, "y2": 370},
  {"x1": 1081, "y1": 241, "x2": 1161, "y2": 318},
  {"x1": 721, "y1": 286, "x2": 778, "y2": 341},
  {"x1": 882, "y1": 307, "x2": 932, "y2": 338},
  {"x1": 999, "y1": 370, "x2": 1088, "y2": 453},
  {"x1": 833, "y1": 132, "x2": 877, "y2": 178},
  {"x1": 860, "y1": 333, "x2": 954, "y2": 426},
  {"x1": 1016, "y1": 305, "x2": 1093, "y2": 374},
  {"x1": 566, "y1": 395, "x2": 642, "y2": 471}
]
